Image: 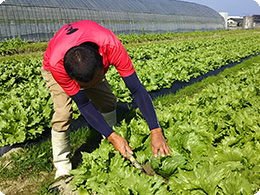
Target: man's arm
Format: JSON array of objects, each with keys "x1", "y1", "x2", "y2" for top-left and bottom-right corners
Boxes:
[
  {"x1": 71, "y1": 90, "x2": 133, "y2": 157},
  {"x1": 122, "y1": 72, "x2": 171, "y2": 157},
  {"x1": 122, "y1": 72, "x2": 159, "y2": 130},
  {"x1": 71, "y1": 90, "x2": 113, "y2": 138}
]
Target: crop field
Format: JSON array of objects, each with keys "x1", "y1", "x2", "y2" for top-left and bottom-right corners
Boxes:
[{"x1": 0, "y1": 29, "x2": 260, "y2": 195}]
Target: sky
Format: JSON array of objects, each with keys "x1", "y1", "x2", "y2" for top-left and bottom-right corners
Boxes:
[{"x1": 182, "y1": 0, "x2": 260, "y2": 16}]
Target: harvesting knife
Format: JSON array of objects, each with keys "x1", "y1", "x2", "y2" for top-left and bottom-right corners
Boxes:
[
  {"x1": 126, "y1": 152, "x2": 168, "y2": 183},
  {"x1": 126, "y1": 151, "x2": 145, "y2": 172},
  {"x1": 126, "y1": 151, "x2": 157, "y2": 177}
]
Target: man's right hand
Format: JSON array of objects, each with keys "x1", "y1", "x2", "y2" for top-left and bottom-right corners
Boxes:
[{"x1": 107, "y1": 132, "x2": 133, "y2": 158}]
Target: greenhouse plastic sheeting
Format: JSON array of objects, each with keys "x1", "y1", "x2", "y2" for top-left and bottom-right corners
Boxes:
[{"x1": 0, "y1": 0, "x2": 225, "y2": 42}]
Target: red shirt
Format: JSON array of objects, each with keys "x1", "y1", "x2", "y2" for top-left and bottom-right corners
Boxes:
[{"x1": 43, "y1": 20, "x2": 135, "y2": 96}]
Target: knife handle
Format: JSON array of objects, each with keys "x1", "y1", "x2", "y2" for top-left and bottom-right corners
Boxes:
[{"x1": 126, "y1": 151, "x2": 144, "y2": 171}]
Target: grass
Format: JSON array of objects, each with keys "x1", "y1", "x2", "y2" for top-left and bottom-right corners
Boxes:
[
  {"x1": 0, "y1": 51, "x2": 44, "y2": 63},
  {"x1": 18, "y1": 42, "x2": 48, "y2": 54},
  {"x1": 0, "y1": 137, "x2": 52, "y2": 179}
]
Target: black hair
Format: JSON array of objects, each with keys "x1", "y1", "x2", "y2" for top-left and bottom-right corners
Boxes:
[{"x1": 64, "y1": 42, "x2": 103, "y2": 83}]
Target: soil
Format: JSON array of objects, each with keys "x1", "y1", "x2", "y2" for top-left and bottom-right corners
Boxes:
[
  {"x1": 0, "y1": 147, "x2": 84, "y2": 195},
  {"x1": 0, "y1": 146, "x2": 55, "y2": 195},
  {"x1": 0, "y1": 171, "x2": 55, "y2": 195}
]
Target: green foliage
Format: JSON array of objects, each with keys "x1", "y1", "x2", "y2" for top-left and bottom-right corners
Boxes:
[
  {"x1": 107, "y1": 32, "x2": 260, "y2": 102},
  {"x1": 117, "y1": 29, "x2": 260, "y2": 44},
  {"x1": 0, "y1": 57, "x2": 53, "y2": 146},
  {"x1": 1, "y1": 31, "x2": 260, "y2": 194},
  {"x1": 71, "y1": 140, "x2": 170, "y2": 195},
  {"x1": 0, "y1": 37, "x2": 28, "y2": 56},
  {"x1": 72, "y1": 59, "x2": 260, "y2": 194}
]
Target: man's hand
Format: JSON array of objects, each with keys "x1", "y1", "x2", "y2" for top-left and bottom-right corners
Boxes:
[
  {"x1": 151, "y1": 128, "x2": 171, "y2": 158},
  {"x1": 107, "y1": 132, "x2": 133, "y2": 158}
]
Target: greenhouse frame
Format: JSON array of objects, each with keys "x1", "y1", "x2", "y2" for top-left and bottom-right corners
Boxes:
[{"x1": 0, "y1": 0, "x2": 225, "y2": 42}]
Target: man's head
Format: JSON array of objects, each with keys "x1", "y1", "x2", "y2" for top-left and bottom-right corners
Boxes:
[{"x1": 64, "y1": 42, "x2": 103, "y2": 88}]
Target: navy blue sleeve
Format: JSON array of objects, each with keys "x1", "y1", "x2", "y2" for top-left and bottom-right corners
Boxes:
[
  {"x1": 122, "y1": 72, "x2": 160, "y2": 130},
  {"x1": 71, "y1": 90, "x2": 114, "y2": 138}
]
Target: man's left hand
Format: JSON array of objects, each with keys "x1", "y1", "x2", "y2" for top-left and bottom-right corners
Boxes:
[{"x1": 151, "y1": 128, "x2": 171, "y2": 158}]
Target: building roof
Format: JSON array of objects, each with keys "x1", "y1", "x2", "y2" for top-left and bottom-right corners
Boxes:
[{"x1": 2, "y1": 0, "x2": 222, "y2": 18}]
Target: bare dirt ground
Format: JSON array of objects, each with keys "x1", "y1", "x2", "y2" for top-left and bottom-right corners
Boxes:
[
  {"x1": 0, "y1": 147, "x2": 53, "y2": 195},
  {"x1": 0, "y1": 172, "x2": 54, "y2": 195}
]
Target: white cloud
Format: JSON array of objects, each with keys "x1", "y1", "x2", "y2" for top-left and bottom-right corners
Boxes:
[
  {"x1": 0, "y1": 0, "x2": 5, "y2": 4},
  {"x1": 254, "y1": 0, "x2": 260, "y2": 6}
]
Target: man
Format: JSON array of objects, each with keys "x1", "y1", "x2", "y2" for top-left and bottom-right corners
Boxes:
[{"x1": 42, "y1": 20, "x2": 171, "y2": 179}]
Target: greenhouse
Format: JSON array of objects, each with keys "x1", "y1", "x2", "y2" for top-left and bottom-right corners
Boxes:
[{"x1": 0, "y1": 0, "x2": 225, "y2": 42}]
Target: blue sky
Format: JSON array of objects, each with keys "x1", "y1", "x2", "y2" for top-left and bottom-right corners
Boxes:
[{"x1": 182, "y1": 0, "x2": 260, "y2": 16}]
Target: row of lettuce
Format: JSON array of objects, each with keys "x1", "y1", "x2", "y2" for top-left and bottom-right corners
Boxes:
[
  {"x1": 0, "y1": 58, "x2": 52, "y2": 146},
  {"x1": 108, "y1": 32, "x2": 260, "y2": 102},
  {"x1": 71, "y1": 56, "x2": 260, "y2": 194},
  {"x1": 1, "y1": 30, "x2": 260, "y2": 147},
  {"x1": 1, "y1": 29, "x2": 259, "y2": 56}
]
